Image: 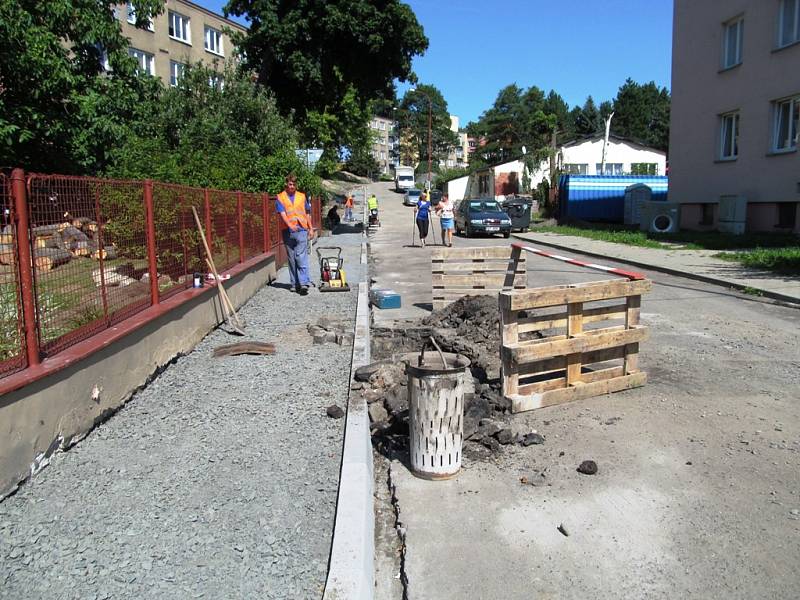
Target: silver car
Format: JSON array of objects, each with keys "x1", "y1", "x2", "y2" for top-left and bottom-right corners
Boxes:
[{"x1": 403, "y1": 189, "x2": 422, "y2": 206}]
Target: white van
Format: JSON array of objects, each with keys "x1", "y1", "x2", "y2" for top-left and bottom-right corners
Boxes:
[{"x1": 394, "y1": 166, "x2": 415, "y2": 192}]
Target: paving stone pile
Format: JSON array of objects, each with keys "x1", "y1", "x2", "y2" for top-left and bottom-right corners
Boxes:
[{"x1": 0, "y1": 234, "x2": 364, "y2": 600}]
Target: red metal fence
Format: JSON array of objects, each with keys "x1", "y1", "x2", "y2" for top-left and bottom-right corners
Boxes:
[{"x1": 0, "y1": 169, "x2": 320, "y2": 378}]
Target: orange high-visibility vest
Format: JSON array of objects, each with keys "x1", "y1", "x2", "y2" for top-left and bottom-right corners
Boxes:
[
  {"x1": 276, "y1": 191, "x2": 311, "y2": 231},
  {"x1": 345, "y1": 196, "x2": 354, "y2": 208}
]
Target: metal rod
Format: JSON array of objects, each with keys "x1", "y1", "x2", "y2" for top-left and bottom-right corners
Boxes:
[
  {"x1": 143, "y1": 180, "x2": 160, "y2": 304},
  {"x1": 11, "y1": 169, "x2": 41, "y2": 367}
]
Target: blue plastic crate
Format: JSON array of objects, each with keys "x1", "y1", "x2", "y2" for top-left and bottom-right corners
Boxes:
[{"x1": 370, "y1": 288, "x2": 401, "y2": 309}]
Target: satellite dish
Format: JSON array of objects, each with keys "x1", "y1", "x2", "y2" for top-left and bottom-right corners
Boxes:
[{"x1": 521, "y1": 146, "x2": 527, "y2": 155}]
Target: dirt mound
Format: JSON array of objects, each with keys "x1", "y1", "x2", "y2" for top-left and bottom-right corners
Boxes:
[{"x1": 423, "y1": 295, "x2": 500, "y2": 346}]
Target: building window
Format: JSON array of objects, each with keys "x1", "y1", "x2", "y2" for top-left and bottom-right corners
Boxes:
[
  {"x1": 380, "y1": 151, "x2": 386, "y2": 160},
  {"x1": 563, "y1": 163, "x2": 588, "y2": 175},
  {"x1": 168, "y1": 11, "x2": 191, "y2": 44},
  {"x1": 208, "y1": 74, "x2": 225, "y2": 90},
  {"x1": 777, "y1": 202, "x2": 797, "y2": 228},
  {"x1": 126, "y1": 2, "x2": 154, "y2": 31},
  {"x1": 630, "y1": 162, "x2": 658, "y2": 175},
  {"x1": 722, "y1": 17, "x2": 743, "y2": 68},
  {"x1": 772, "y1": 95, "x2": 799, "y2": 152},
  {"x1": 595, "y1": 163, "x2": 623, "y2": 175},
  {"x1": 129, "y1": 48, "x2": 155, "y2": 76},
  {"x1": 204, "y1": 26, "x2": 224, "y2": 56},
  {"x1": 169, "y1": 60, "x2": 186, "y2": 86},
  {"x1": 779, "y1": 0, "x2": 800, "y2": 48},
  {"x1": 719, "y1": 112, "x2": 740, "y2": 159}
]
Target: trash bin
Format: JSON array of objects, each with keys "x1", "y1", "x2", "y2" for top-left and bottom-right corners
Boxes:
[
  {"x1": 405, "y1": 341, "x2": 470, "y2": 480},
  {"x1": 500, "y1": 197, "x2": 532, "y2": 232}
]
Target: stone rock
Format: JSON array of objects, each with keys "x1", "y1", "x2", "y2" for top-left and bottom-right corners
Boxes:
[
  {"x1": 557, "y1": 523, "x2": 569, "y2": 537},
  {"x1": 521, "y1": 433, "x2": 545, "y2": 447},
  {"x1": 463, "y1": 395, "x2": 491, "y2": 439},
  {"x1": 368, "y1": 402, "x2": 389, "y2": 425},
  {"x1": 369, "y1": 363, "x2": 405, "y2": 389},
  {"x1": 354, "y1": 361, "x2": 390, "y2": 382},
  {"x1": 478, "y1": 419, "x2": 502, "y2": 438},
  {"x1": 337, "y1": 333, "x2": 354, "y2": 346},
  {"x1": 480, "y1": 437, "x2": 502, "y2": 452},
  {"x1": 325, "y1": 405, "x2": 345, "y2": 419},
  {"x1": 307, "y1": 324, "x2": 325, "y2": 337},
  {"x1": 383, "y1": 386, "x2": 408, "y2": 416},
  {"x1": 362, "y1": 389, "x2": 383, "y2": 404},
  {"x1": 496, "y1": 428, "x2": 514, "y2": 445},
  {"x1": 577, "y1": 460, "x2": 598, "y2": 475}
]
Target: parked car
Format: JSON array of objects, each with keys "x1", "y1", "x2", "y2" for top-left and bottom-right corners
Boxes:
[
  {"x1": 455, "y1": 199, "x2": 512, "y2": 238},
  {"x1": 403, "y1": 189, "x2": 422, "y2": 206}
]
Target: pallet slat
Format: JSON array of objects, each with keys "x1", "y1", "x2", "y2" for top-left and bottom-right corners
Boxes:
[
  {"x1": 505, "y1": 325, "x2": 648, "y2": 363},
  {"x1": 511, "y1": 372, "x2": 647, "y2": 412},
  {"x1": 500, "y1": 279, "x2": 651, "y2": 311}
]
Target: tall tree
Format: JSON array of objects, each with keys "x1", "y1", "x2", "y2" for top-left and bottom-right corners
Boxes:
[
  {"x1": 611, "y1": 79, "x2": 670, "y2": 151},
  {"x1": 0, "y1": 0, "x2": 164, "y2": 173},
  {"x1": 397, "y1": 84, "x2": 457, "y2": 174},
  {"x1": 225, "y1": 0, "x2": 428, "y2": 154}
]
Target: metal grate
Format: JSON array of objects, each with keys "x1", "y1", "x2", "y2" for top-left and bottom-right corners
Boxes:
[{"x1": 0, "y1": 174, "x2": 26, "y2": 375}]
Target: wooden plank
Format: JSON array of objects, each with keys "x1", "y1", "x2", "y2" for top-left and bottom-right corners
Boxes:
[
  {"x1": 432, "y1": 263, "x2": 526, "y2": 274},
  {"x1": 566, "y1": 302, "x2": 583, "y2": 385},
  {"x1": 517, "y1": 365, "x2": 625, "y2": 397},
  {"x1": 517, "y1": 346, "x2": 625, "y2": 377},
  {"x1": 507, "y1": 325, "x2": 649, "y2": 363},
  {"x1": 501, "y1": 305, "x2": 519, "y2": 397},
  {"x1": 431, "y1": 246, "x2": 512, "y2": 260},
  {"x1": 504, "y1": 245, "x2": 523, "y2": 289},
  {"x1": 433, "y1": 288, "x2": 524, "y2": 300},
  {"x1": 501, "y1": 279, "x2": 652, "y2": 311},
  {"x1": 510, "y1": 372, "x2": 647, "y2": 413},
  {"x1": 624, "y1": 295, "x2": 641, "y2": 374},
  {"x1": 518, "y1": 303, "x2": 626, "y2": 333},
  {"x1": 432, "y1": 273, "x2": 527, "y2": 287}
]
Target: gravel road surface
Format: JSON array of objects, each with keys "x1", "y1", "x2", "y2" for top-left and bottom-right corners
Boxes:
[{"x1": 0, "y1": 230, "x2": 364, "y2": 600}]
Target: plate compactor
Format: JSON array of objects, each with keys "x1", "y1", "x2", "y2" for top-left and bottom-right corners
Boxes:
[{"x1": 317, "y1": 246, "x2": 350, "y2": 292}]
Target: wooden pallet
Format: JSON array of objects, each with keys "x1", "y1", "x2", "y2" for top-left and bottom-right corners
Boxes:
[
  {"x1": 431, "y1": 246, "x2": 526, "y2": 310},
  {"x1": 500, "y1": 278, "x2": 651, "y2": 413}
]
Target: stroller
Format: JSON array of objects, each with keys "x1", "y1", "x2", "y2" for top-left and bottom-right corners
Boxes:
[{"x1": 369, "y1": 208, "x2": 380, "y2": 227}]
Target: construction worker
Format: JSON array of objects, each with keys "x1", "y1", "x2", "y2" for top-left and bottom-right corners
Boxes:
[
  {"x1": 367, "y1": 193, "x2": 379, "y2": 226},
  {"x1": 276, "y1": 173, "x2": 315, "y2": 294}
]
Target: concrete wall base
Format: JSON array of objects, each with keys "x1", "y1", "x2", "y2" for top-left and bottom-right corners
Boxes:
[{"x1": 0, "y1": 256, "x2": 277, "y2": 499}]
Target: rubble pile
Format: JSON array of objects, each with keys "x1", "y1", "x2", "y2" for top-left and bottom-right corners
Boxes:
[{"x1": 364, "y1": 295, "x2": 544, "y2": 459}]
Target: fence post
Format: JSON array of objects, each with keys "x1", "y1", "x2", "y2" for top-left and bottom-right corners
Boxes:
[
  {"x1": 204, "y1": 189, "x2": 212, "y2": 255},
  {"x1": 143, "y1": 180, "x2": 159, "y2": 305},
  {"x1": 237, "y1": 191, "x2": 244, "y2": 263},
  {"x1": 93, "y1": 183, "x2": 110, "y2": 324},
  {"x1": 11, "y1": 169, "x2": 40, "y2": 367},
  {"x1": 262, "y1": 193, "x2": 270, "y2": 253}
]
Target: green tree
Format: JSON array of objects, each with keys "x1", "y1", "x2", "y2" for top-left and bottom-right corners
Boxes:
[
  {"x1": 108, "y1": 62, "x2": 318, "y2": 195},
  {"x1": 0, "y1": 0, "x2": 164, "y2": 173},
  {"x1": 611, "y1": 79, "x2": 670, "y2": 151},
  {"x1": 224, "y1": 0, "x2": 428, "y2": 154},
  {"x1": 397, "y1": 84, "x2": 458, "y2": 176}
]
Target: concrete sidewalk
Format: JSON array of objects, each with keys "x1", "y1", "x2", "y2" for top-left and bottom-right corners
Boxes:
[{"x1": 515, "y1": 231, "x2": 800, "y2": 305}]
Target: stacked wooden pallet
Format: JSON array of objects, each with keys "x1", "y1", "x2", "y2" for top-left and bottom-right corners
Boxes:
[
  {"x1": 431, "y1": 246, "x2": 527, "y2": 310},
  {"x1": 500, "y1": 278, "x2": 651, "y2": 413}
]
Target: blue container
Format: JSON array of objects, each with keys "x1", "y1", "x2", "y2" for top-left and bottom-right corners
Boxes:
[
  {"x1": 559, "y1": 175, "x2": 668, "y2": 222},
  {"x1": 370, "y1": 288, "x2": 401, "y2": 309}
]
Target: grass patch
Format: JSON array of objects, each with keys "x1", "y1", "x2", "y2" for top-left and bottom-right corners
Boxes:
[
  {"x1": 715, "y1": 247, "x2": 800, "y2": 275},
  {"x1": 534, "y1": 225, "x2": 665, "y2": 249}
]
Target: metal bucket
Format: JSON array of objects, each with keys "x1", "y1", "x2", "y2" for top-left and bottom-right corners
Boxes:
[{"x1": 405, "y1": 342, "x2": 470, "y2": 480}]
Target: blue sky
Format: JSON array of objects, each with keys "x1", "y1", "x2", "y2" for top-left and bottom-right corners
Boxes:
[{"x1": 203, "y1": 0, "x2": 673, "y2": 125}]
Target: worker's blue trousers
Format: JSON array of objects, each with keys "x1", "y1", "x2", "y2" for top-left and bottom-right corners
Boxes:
[{"x1": 283, "y1": 228, "x2": 311, "y2": 289}]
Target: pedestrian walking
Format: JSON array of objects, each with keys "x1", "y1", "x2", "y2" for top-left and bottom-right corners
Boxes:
[
  {"x1": 436, "y1": 194, "x2": 455, "y2": 247},
  {"x1": 276, "y1": 173, "x2": 315, "y2": 294},
  {"x1": 344, "y1": 193, "x2": 354, "y2": 222},
  {"x1": 414, "y1": 192, "x2": 431, "y2": 246}
]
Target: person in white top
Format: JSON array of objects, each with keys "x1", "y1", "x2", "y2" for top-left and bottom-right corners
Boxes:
[{"x1": 436, "y1": 194, "x2": 455, "y2": 247}]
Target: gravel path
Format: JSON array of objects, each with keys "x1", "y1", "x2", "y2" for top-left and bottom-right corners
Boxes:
[{"x1": 0, "y1": 230, "x2": 365, "y2": 600}]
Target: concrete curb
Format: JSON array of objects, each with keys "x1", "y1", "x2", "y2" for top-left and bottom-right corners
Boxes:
[
  {"x1": 513, "y1": 234, "x2": 800, "y2": 307},
  {"x1": 323, "y1": 252, "x2": 374, "y2": 597}
]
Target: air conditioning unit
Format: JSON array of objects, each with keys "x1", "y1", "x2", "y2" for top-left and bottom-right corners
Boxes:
[
  {"x1": 640, "y1": 201, "x2": 680, "y2": 233},
  {"x1": 718, "y1": 195, "x2": 747, "y2": 234}
]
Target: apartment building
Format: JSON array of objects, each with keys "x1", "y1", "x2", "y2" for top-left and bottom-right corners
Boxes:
[
  {"x1": 670, "y1": 0, "x2": 800, "y2": 232},
  {"x1": 116, "y1": 0, "x2": 246, "y2": 87},
  {"x1": 441, "y1": 116, "x2": 469, "y2": 170},
  {"x1": 370, "y1": 115, "x2": 396, "y2": 175}
]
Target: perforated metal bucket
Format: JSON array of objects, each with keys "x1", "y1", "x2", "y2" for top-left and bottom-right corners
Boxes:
[{"x1": 405, "y1": 351, "x2": 470, "y2": 480}]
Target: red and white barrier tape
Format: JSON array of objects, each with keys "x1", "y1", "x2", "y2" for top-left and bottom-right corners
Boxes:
[{"x1": 511, "y1": 242, "x2": 645, "y2": 281}]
